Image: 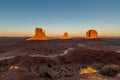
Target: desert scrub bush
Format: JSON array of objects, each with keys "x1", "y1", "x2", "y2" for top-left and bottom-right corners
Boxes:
[
  {"x1": 99, "y1": 65, "x2": 120, "y2": 77},
  {"x1": 38, "y1": 72, "x2": 52, "y2": 78},
  {"x1": 80, "y1": 67, "x2": 97, "y2": 75},
  {"x1": 47, "y1": 63, "x2": 52, "y2": 68},
  {"x1": 64, "y1": 73, "x2": 73, "y2": 77},
  {"x1": 27, "y1": 67, "x2": 32, "y2": 72}
]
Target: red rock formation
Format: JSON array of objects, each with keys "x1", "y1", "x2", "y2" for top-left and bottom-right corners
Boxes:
[
  {"x1": 86, "y1": 30, "x2": 98, "y2": 39},
  {"x1": 60, "y1": 32, "x2": 70, "y2": 39},
  {"x1": 27, "y1": 27, "x2": 48, "y2": 40}
]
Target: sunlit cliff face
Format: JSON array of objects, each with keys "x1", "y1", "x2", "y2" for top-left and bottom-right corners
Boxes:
[
  {"x1": 86, "y1": 30, "x2": 98, "y2": 39},
  {"x1": 27, "y1": 27, "x2": 49, "y2": 40},
  {"x1": 60, "y1": 32, "x2": 70, "y2": 39}
]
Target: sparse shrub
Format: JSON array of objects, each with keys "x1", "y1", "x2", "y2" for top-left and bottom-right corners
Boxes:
[
  {"x1": 28, "y1": 67, "x2": 31, "y2": 72},
  {"x1": 64, "y1": 73, "x2": 72, "y2": 77},
  {"x1": 32, "y1": 48, "x2": 35, "y2": 50},
  {"x1": 44, "y1": 72, "x2": 52, "y2": 78},
  {"x1": 99, "y1": 65, "x2": 120, "y2": 77},
  {"x1": 47, "y1": 63, "x2": 52, "y2": 68},
  {"x1": 39, "y1": 72, "x2": 52, "y2": 78},
  {"x1": 80, "y1": 67, "x2": 97, "y2": 75},
  {"x1": 0, "y1": 50, "x2": 6, "y2": 53},
  {"x1": 0, "y1": 67, "x2": 7, "y2": 72}
]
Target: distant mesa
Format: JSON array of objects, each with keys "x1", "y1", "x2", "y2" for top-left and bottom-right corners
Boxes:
[
  {"x1": 60, "y1": 32, "x2": 70, "y2": 40},
  {"x1": 86, "y1": 30, "x2": 98, "y2": 39},
  {"x1": 27, "y1": 28, "x2": 98, "y2": 40},
  {"x1": 27, "y1": 27, "x2": 49, "y2": 40}
]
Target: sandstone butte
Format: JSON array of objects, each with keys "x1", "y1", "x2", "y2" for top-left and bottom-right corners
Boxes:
[
  {"x1": 27, "y1": 27, "x2": 98, "y2": 40},
  {"x1": 27, "y1": 27, "x2": 49, "y2": 40},
  {"x1": 60, "y1": 32, "x2": 70, "y2": 40},
  {"x1": 86, "y1": 30, "x2": 98, "y2": 39}
]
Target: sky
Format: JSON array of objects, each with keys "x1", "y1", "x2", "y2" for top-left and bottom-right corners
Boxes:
[{"x1": 0, "y1": 0, "x2": 120, "y2": 38}]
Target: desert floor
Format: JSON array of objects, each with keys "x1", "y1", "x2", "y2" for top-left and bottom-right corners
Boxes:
[{"x1": 0, "y1": 37, "x2": 120, "y2": 80}]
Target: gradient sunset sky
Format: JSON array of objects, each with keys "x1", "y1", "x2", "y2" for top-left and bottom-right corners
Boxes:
[{"x1": 0, "y1": 0, "x2": 120, "y2": 37}]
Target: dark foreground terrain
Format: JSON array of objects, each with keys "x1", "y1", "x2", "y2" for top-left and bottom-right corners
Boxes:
[{"x1": 0, "y1": 37, "x2": 120, "y2": 80}]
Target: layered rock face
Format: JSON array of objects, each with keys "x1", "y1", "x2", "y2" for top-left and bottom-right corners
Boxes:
[
  {"x1": 60, "y1": 32, "x2": 70, "y2": 39},
  {"x1": 27, "y1": 28, "x2": 48, "y2": 40},
  {"x1": 86, "y1": 30, "x2": 98, "y2": 39}
]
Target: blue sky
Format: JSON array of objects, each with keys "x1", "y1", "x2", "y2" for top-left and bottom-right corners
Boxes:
[{"x1": 0, "y1": 0, "x2": 120, "y2": 37}]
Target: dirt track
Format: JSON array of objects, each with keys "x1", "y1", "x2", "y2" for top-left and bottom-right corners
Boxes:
[{"x1": 0, "y1": 48, "x2": 74, "y2": 61}]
